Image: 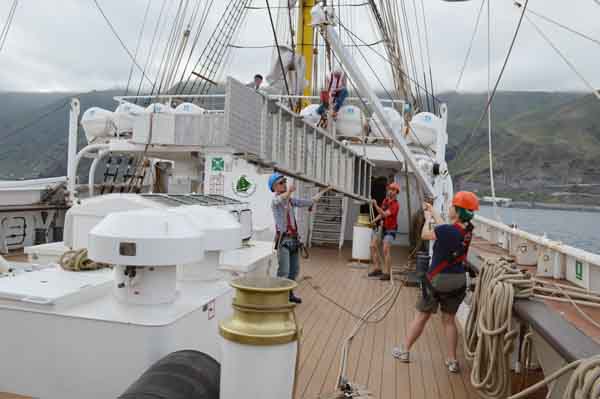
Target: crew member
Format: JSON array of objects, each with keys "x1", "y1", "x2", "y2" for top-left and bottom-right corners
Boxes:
[
  {"x1": 317, "y1": 68, "x2": 348, "y2": 119},
  {"x1": 367, "y1": 183, "x2": 400, "y2": 281},
  {"x1": 393, "y1": 191, "x2": 479, "y2": 374},
  {"x1": 247, "y1": 73, "x2": 263, "y2": 90},
  {"x1": 269, "y1": 173, "x2": 331, "y2": 303}
]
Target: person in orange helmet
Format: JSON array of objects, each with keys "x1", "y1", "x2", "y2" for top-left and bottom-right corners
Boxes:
[
  {"x1": 368, "y1": 182, "x2": 401, "y2": 281},
  {"x1": 393, "y1": 191, "x2": 479, "y2": 374}
]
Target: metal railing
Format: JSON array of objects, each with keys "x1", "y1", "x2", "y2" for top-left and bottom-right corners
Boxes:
[{"x1": 474, "y1": 214, "x2": 600, "y2": 291}]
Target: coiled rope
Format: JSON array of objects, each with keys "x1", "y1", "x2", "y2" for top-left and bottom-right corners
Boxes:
[
  {"x1": 58, "y1": 249, "x2": 110, "y2": 272},
  {"x1": 464, "y1": 257, "x2": 534, "y2": 399},
  {"x1": 509, "y1": 355, "x2": 600, "y2": 399},
  {"x1": 465, "y1": 256, "x2": 600, "y2": 399}
]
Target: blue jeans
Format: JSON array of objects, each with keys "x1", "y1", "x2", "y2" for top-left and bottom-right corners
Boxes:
[
  {"x1": 317, "y1": 87, "x2": 348, "y2": 115},
  {"x1": 277, "y1": 238, "x2": 300, "y2": 280}
]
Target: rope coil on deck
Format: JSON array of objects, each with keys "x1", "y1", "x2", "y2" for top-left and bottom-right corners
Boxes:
[
  {"x1": 464, "y1": 257, "x2": 533, "y2": 399},
  {"x1": 58, "y1": 249, "x2": 110, "y2": 271},
  {"x1": 465, "y1": 256, "x2": 600, "y2": 399},
  {"x1": 509, "y1": 355, "x2": 600, "y2": 399}
]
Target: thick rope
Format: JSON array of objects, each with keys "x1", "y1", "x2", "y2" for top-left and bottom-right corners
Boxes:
[
  {"x1": 464, "y1": 257, "x2": 533, "y2": 399},
  {"x1": 509, "y1": 355, "x2": 600, "y2": 399},
  {"x1": 58, "y1": 249, "x2": 110, "y2": 272},
  {"x1": 465, "y1": 257, "x2": 600, "y2": 399}
]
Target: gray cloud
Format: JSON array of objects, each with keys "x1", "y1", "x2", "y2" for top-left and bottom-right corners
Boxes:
[{"x1": 0, "y1": 0, "x2": 598, "y2": 93}]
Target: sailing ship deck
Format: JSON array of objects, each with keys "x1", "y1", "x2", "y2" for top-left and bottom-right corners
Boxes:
[{"x1": 293, "y1": 246, "x2": 480, "y2": 399}]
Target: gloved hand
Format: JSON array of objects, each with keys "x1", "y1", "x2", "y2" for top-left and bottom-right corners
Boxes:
[{"x1": 312, "y1": 186, "x2": 333, "y2": 202}]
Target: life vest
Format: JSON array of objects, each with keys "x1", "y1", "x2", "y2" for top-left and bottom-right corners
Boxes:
[{"x1": 426, "y1": 223, "x2": 472, "y2": 281}]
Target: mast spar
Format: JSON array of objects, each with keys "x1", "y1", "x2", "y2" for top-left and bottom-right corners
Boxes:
[{"x1": 295, "y1": 0, "x2": 316, "y2": 106}]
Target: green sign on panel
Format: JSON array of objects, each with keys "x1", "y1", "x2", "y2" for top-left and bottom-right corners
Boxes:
[
  {"x1": 211, "y1": 157, "x2": 224, "y2": 172},
  {"x1": 575, "y1": 260, "x2": 583, "y2": 281}
]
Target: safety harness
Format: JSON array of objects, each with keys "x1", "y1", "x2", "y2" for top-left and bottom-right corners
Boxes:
[{"x1": 426, "y1": 222, "x2": 473, "y2": 281}]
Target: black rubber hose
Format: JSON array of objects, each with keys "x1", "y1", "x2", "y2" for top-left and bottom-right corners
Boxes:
[{"x1": 119, "y1": 350, "x2": 220, "y2": 399}]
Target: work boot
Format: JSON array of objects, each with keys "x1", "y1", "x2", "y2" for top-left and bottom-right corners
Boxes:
[
  {"x1": 445, "y1": 359, "x2": 460, "y2": 373},
  {"x1": 289, "y1": 291, "x2": 302, "y2": 304},
  {"x1": 367, "y1": 269, "x2": 383, "y2": 278}
]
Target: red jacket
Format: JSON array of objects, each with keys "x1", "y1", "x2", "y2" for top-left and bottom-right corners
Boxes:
[{"x1": 381, "y1": 198, "x2": 399, "y2": 231}]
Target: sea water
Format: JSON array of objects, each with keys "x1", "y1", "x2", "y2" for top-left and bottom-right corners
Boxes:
[{"x1": 479, "y1": 205, "x2": 600, "y2": 255}]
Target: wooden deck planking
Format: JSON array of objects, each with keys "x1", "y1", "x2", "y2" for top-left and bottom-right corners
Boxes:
[
  {"x1": 295, "y1": 253, "x2": 360, "y2": 397},
  {"x1": 295, "y1": 247, "x2": 478, "y2": 399},
  {"x1": 315, "y1": 265, "x2": 375, "y2": 397},
  {"x1": 300, "y1": 263, "x2": 364, "y2": 398}
]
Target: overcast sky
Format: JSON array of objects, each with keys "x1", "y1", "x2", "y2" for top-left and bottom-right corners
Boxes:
[{"x1": 0, "y1": 0, "x2": 599, "y2": 94}]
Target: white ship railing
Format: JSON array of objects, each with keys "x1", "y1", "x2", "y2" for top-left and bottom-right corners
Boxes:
[
  {"x1": 473, "y1": 214, "x2": 600, "y2": 292},
  {"x1": 69, "y1": 79, "x2": 376, "y2": 202}
]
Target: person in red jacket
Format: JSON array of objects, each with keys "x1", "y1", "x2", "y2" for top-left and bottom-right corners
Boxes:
[{"x1": 368, "y1": 182, "x2": 400, "y2": 281}]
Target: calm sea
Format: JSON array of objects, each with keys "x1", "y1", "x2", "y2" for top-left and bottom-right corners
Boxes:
[{"x1": 478, "y1": 205, "x2": 600, "y2": 255}]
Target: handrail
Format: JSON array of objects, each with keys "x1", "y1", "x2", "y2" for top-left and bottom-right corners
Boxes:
[
  {"x1": 474, "y1": 214, "x2": 600, "y2": 266},
  {"x1": 274, "y1": 102, "x2": 376, "y2": 166}
]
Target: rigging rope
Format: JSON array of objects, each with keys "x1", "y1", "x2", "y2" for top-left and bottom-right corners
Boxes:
[
  {"x1": 265, "y1": 0, "x2": 293, "y2": 107},
  {"x1": 411, "y1": 0, "x2": 431, "y2": 112},
  {"x1": 125, "y1": 0, "x2": 152, "y2": 96},
  {"x1": 486, "y1": 0, "x2": 499, "y2": 220},
  {"x1": 455, "y1": 0, "x2": 486, "y2": 92},
  {"x1": 0, "y1": 0, "x2": 18, "y2": 53},
  {"x1": 134, "y1": 0, "x2": 167, "y2": 100},
  {"x1": 0, "y1": 100, "x2": 70, "y2": 145},
  {"x1": 93, "y1": 0, "x2": 155, "y2": 87},
  {"x1": 336, "y1": 19, "x2": 443, "y2": 106},
  {"x1": 454, "y1": 0, "x2": 529, "y2": 166},
  {"x1": 524, "y1": 6, "x2": 600, "y2": 49},
  {"x1": 524, "y1": 13, "x2": 600, "y2": 99},
  {"x1": 420, "y1": 0, "x2": 436, "y2": 114}
]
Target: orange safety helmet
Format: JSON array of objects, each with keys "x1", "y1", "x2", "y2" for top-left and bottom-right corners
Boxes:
[
  {"x1": 452, "y1": 191, "x2": 480, "y2": 211},
  {"x1": 387, "y1": 183, "x2": 401, "y2": 193}
]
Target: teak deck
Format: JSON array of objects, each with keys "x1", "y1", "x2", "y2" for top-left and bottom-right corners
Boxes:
[{"x1": 293, "y1": 246, "x2": 480, "y2": 399}]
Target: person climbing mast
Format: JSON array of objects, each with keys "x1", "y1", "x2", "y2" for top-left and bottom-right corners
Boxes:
[{"x1": 317, "y1": 68, "x2": 348, "y2": 121}]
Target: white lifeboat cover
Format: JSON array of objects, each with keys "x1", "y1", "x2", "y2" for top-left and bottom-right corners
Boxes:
[
  {"x1": 114, "y1": 102, "x2": 144, "y2": 134},
  {"x1": 174, "y1": 102, "x2": 206, "y2": 114},
  {"x1": 407, "y1": 112, "x2": 439, "y2": 147},
  {"x1": 300, "y1": 104, "x2": 321, "y2": 126},
  {"x1": 81, "y1": 107, "x2": 116, "y2": 143},
  {"x1": 336, "y1": 105, "x2": 364, "y2": 137},
  {"x1": 369, "y1": 107, "x2": 403, "y2": 137},
  {"x1": 145, "y1": 103, "x2": 172, "y2": 114}
]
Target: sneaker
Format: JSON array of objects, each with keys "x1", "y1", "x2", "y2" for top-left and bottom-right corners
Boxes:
[
  {"x1": 380, "y1": 273, "x2": 391, "y2": 281},
  {"x1": 289, "y1": 292, "x2": 302, "y2": 304},
  {"x1": 392, "y1": 346, "x2": 410, "y2": 362},
  {"x1": 367, "y1": 270, "x2": 383, "y2": 277},
  {"x1": 445, "y1": 359, "x2": 459, "y2": 373}
]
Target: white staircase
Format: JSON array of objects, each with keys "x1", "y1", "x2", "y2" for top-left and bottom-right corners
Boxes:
[{"x1": 310, "y1": 192, "x2": 345, "y2": 247}]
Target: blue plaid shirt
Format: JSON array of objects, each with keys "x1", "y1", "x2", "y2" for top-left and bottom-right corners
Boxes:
[{"x1": 271, "y1": 195, "x2": 313, "y2": 234}]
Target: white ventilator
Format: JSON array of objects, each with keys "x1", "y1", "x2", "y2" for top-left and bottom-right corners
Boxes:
[{"x1": 88, "y1": 208, "x2": 205, "y2": 305}]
